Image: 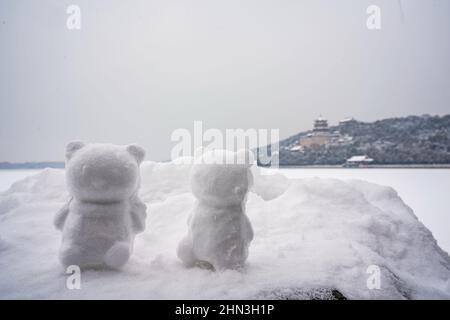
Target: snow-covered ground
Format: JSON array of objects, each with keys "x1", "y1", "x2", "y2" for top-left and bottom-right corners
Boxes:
[
  {"x1": 2, "y1": 168, "x2": 448, "y2": 253},
  {"x1": 0, "y1": 170, "x2": 42, "y2": 193},
  {"x1": 276, "y1": 169, "x2": 450, "y2": 255},
  {"x1": 0, "y1": 163, "x2": 449, "y2": 299}
]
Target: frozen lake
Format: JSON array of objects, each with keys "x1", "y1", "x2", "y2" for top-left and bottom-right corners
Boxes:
[{"x1": 0, "y1": 168, "x2": 449, "y2": 254}]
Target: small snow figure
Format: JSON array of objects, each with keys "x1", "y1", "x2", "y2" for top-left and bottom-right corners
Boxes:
[
  {"x1": 177, "y1": 149, "x2": 254, "y2": 270},
  {"x1": 54, "y1": 141, "x2": 147, "y2": 269}
]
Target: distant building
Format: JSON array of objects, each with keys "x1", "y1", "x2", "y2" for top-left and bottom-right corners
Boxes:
[
  {"x1": 313, "y1": 116, "x2": 329, "y2": 133},
  {"x1": 339, "y1": 117, "x2": 357, "y2": 126},
  {"x1": 345, "y1": 155, "x2": 374, "y2": 167},
  {"x1": 300, "y1": 116, "x2": 331, "y2": 147},
  {"x1": 289, "y1": 145, "x2": 304, "y2": 152},
  {"x1": 337, "y1": 135, "x2": 353, "y2": 144}
]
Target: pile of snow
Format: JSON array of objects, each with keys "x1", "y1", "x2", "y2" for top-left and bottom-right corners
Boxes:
[{"x1": 0, "y1": 161, "x2": 449, "y2": 299}]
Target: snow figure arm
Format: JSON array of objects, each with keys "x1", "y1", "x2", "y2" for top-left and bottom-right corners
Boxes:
[
  {"x1": 54, "y1": 197, "x2": 72, "y2": 230},
  {"x1": 130, "y1": 195, "x2": 147, "y2": 233}
]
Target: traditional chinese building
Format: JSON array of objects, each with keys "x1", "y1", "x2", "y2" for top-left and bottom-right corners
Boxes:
[
  {"x1": 300, "y1": 116, "x2": 331, "y2": 147},
  {"x1": 339, "y1": 117, "x2": 357, "y2": 126},
  {"x1": 313, "y1": 116, "x2": 329, "y2": 133}
]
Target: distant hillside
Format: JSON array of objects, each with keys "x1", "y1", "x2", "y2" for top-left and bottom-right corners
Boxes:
[
  {"x1": 275, "y1": 115, "x2": 450, "y2": 166},
  {"x1": 0, "y1": 162, "x2": 64, "y2": 169}
]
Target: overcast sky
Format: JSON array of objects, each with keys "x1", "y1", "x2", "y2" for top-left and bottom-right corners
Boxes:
[{"x1": 1, "y1": 0, "x2": 449, "y2": 162}]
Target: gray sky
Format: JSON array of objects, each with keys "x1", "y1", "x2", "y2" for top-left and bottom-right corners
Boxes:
[{"x1": 1, "y1": 0, "x2": 449, "y2": 162}]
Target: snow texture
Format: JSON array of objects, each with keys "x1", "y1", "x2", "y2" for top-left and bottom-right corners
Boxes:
[
  {"x1": 0, "y1": 158, "x2": 449, "y2": 299},
  {"x1": 55, "y1": 142, "x2": 147, "y2": 269},
  {"x1": 177, "y1": 150, "x2": 254, "y2": 270}
]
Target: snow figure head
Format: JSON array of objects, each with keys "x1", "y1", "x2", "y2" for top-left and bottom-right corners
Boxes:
[
  {"x1": 190, "y1": 149, "x2": 254, "y2": 207},
  {"x1": 65, "y1": 141, "x2": 145, "y2": 202}
]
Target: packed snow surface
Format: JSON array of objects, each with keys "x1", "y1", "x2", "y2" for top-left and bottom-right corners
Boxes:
[{"x1": 0, "y1": 160, "x2": 449, "y2": 299}]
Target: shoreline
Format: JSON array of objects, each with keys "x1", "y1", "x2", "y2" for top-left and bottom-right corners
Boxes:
[
  {"x1": 2, "y1": 164, "x2": 450, "y2": 170},
  {"x1": 271, "y1": 164, "x2": 450, "y2": 169}
]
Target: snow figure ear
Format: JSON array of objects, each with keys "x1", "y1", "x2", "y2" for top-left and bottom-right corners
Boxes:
[
  {"x1": 65, "y1": 141, "x2": 85, "y2": 161},
  {"x1": 127, "y1": 144, "x2": 145, "y2": 164},
  {"x1": 236, "y1": 149, "x2": 254, "y2": 166}
]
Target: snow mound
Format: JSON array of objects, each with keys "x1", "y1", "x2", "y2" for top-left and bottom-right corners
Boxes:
[{"x1": 0, "y1": 161, "x2": 449, "y2": 299}]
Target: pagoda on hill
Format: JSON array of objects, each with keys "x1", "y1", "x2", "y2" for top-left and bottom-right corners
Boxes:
[{"x1": 299, "y1": 115, "x2": 331, "y2": 147}]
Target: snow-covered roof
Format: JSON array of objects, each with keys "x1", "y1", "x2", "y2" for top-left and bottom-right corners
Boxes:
[
  {"x1": 290, "y1": 145, "x2": 303, "y2": 151},
  {"x1": 339, "y1": 117, "x2": 355, "y2": 123},
  {"x1": 347, "y1": 155, "x2": 374, "y2": 163}
]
